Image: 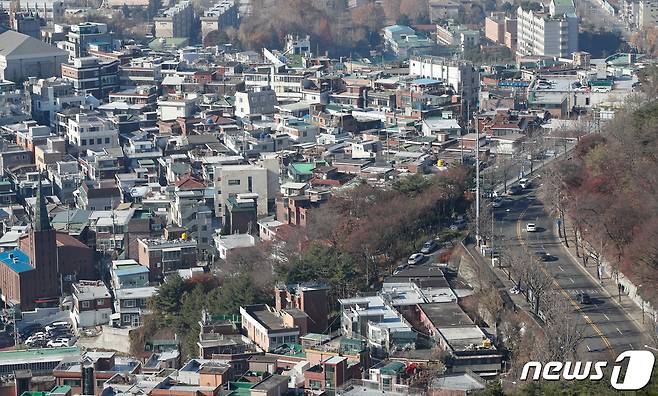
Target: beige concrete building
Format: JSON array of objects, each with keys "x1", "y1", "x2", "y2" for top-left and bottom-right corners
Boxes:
[
  {"x1": 200, "y1": 0, "x2": 239, "y2": 41},
  {"x1": 154, "y1": 0, "x2": 195, "y2": 38}
]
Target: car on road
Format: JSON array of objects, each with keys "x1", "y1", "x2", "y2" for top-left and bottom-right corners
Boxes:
[
  {"x1": 393, "y1": 264, "x2": 408, "y2": 274},
  {"x1": 420, "y1": 240, "x2": 438, "y2": 254},
  {"x1": 407, "y1": 253, "x2": 426, "y2": 266},
  {"x1": 519, "y1": 178, "x2": 531, "y2": 189},
  {"x1": 526, "y1": 223, "x2": 537, "y2": 232},
  {"x1": 508, "y1": 185, "x2": 523, "y2": 195},
  {"x1": 576, "y1": 292, "x2": 592, "y2": 305},
  {"x1": 534, "y1": 251, "x2": 551, "y2": 261},
  {"x1": 492, "y1": 197, "x2": 503, "y2": 208}
]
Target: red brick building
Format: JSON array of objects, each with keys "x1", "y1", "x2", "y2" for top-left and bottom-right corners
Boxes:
[
  {"x1": 275, "y1": 283, "x2": 329, "y2": 334},
  {"x1": 0, "y1": 176, "x2": 94, "y2": 310}
]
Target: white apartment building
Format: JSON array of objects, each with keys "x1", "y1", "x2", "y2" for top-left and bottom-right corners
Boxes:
[
  {"x1": 71, "y1": 280, "x2": 112, "y2": 329},
  {"x1": 66, "y1": 113, "x2": 119, "y2": 152},
  {"x1": 157, "y1": 95, "x2": 198, "y2": 121},
  {"x1": 639, "y1": 0, "x2": 658, "y2": 29},
  {"x1": 213, "y1": 164, "x2": 269, "y2": 223},
  {"x1": 516, "y1": 0, "x2": 579, "y2": 58},
  {"x1": 234, "y1": 90, "x2": 278, "y2": 117},
  {"x1": 408, "y1": 56, "x2": 480, "y2": 104}
]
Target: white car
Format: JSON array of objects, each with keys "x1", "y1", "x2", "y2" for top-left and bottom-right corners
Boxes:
[
  {"x1": 526, "y1": 223, "x2": 537, "y2": 232},
  {"x1": 47, "y1": 338, "x2": 73, "y2": 348},
  {"x1": 519, "y1": 178, "x2": 531, "y2": 189},
  {"x1": 407, "y1": 253, "x2": 425, "y2": 266},
  {"x1": 26, "y1": 332, "x2": 47, "y2": 342},
  {"x1": 45, "y1": 322, "x2": 69, "y2": 333}
]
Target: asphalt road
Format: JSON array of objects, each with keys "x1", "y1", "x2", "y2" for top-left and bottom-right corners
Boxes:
[{"x1": 492, "y1": 185, "x2": 648, "y2": 361}]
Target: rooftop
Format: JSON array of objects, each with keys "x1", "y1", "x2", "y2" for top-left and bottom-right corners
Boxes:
[
  {"x1": 0, "y1": 347, "x2": 80, "y2": 364},
  {"x1": 0, "y1": 249, "x2": 33, "y2": 273},
  {"x1": 241, "y1": 305, "x2": 289, "y2": 331}
]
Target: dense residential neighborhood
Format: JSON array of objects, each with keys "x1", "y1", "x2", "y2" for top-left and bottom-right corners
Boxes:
[{"x1": 0, "y1": 0, "x2": 655, "y2": 395}]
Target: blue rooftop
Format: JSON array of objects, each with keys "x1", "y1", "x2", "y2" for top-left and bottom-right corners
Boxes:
[
  {"x1": 412, "y1": 78, "x2": 441, "y2": 85},
  {"x1": 0, "y1": 250, "x2": 33, "y2": 273},
  {"x1": 115, "y1": 266, "x2": 149, "y2": 276}
]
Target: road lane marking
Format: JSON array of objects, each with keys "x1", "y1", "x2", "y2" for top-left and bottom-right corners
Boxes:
[
  {"x1": 629, "y1": 343, "x2": 634, "y2": 349},
  {"x1": 603, "y1": 313, "x2": 610, "y2": 321},
  {"x1": 586, "y1": 345, "x2": 591, "y2": 351},
  {"x1": 570, "y1": 277, "x2": 575, "y2": 284},
  {"x1": 515, "y1": 206, "x2": 615, "y2": 359},
  {"x1": 558, "y1": 265, "x2": 565, "y2": 272},
  {"x1": 616, "y1": 327, "x2": 623, "y2": 335}
]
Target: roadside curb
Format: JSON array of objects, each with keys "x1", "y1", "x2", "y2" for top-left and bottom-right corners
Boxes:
[{"x1": 554, "y1": 221, "x2": 651, "y2": 340}]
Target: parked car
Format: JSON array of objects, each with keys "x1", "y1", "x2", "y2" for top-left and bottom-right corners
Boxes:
[
  {"x1": 508, "y1": 185, "x2": 523, "y2": 195},
  {"x1": 509, "y1": 286, "x2": 521, "y2": 295},
  {"x1": 576, "y1": 292, "x2": 592, "y2": 305},
  {"x1": 25, "y1": 338, "x2": 46, "y2": 348},
  {"x1": 420, "y1": 240, "x2": 438, "y2": 254},
  {"x1": 19, "y1": 323, "x2": 43, "y2": 339},
  {"x1": 526, "y1": 223, "x2": 537, "y2": 232},
  {"x1": 519, "y1": 178, "x2": 531, "y2": 189},
  {"x1": 492, "y1": 197, "x2": 503, "y2": 208},
  {"x1": 26, "y1": 332, "x2": 47, "y2": 343},
  {"x1": 450, "y1": 219, "x2": 467, "y2": 231},
  {"x1": 47, "y1": 337, "x2": 74, "y2": 348},
  {"x1": 407, "y1": 253, "x2": 426, "y2": 266},
  {"x1": 393, "y1": 264, "x2": 408, "y2": 274},
  {"x1": 45, "y1": 322, "x2": 69, "y2": 333}
]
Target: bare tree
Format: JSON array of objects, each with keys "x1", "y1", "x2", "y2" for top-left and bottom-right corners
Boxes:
[
  {"x1": 520, "y1": 257, "x2": 555, "y2": 318},
  {"x1": 539, "y1": 291, "x2": 586, "y2": 361}
]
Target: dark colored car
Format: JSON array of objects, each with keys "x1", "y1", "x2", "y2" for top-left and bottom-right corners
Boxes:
[
  {"x1": 534, "y1": 251, "x2": 550, "y2": 261},
  {"x1": 576, "y1": 293, "x2": 592, "y2": 305}
]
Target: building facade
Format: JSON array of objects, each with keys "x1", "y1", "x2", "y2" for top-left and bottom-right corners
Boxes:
[
  {"x1": 516, "y1": 0, "x2": 578, "y2": 58},
  {"x1": 154, "y1": 1, "x2": 195, "y2": 38}
]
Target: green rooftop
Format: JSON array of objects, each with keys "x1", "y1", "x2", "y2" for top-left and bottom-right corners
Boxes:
[
  {"x1": 0, "y1": 347, "x2": 79, "y2": 362},
  {"x1": 210, "y1": 314, "x2": 241, "y2": 324},
  {"x1": 290, "y1": 163, "x2": 315, "y2": 175},
  {"x1": 380, "y1": 361, "x2": 406, "y2": 375},
  {"x1": 50, "y1": 385, "x2": 72, "y2": 394}
]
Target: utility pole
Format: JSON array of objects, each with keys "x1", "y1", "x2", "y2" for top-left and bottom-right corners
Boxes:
[
  {"x1": 475, "y1": 113, "x2": 480, "y2": 245},
  {"x1": 462, "y1": 100, "x2": 469, "y2": 164}
]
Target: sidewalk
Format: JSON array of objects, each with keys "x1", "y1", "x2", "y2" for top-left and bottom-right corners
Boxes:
[
  {"x1": 461, "y1": 240, "x2": 534, "y2": 314},
  {"x1": 558, "y1": 222, "x2": 654, "y2": 338}
]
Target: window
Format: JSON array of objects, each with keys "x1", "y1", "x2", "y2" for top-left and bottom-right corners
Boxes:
[
  {"x1": 81, "y1": 139, "x2": 86, "y2": 146},
  {"x1": 124, "y1": 299, "x2": 136, "y2": 308},
  {"x1": 97, "y1": 138, "x2": 102, "y2": 144},
  {"x1": 247, "y1": 176, "x2": 253, "y2": 193},
  {"x1": 63, "y1": 379, "x2": 81, "y2": 387},
  {"x1": 228, "y1": 179, "x2": 240, "y2": 185},
  {"x1": 105, "y1": 138, "x2": 110, "y2": 144},
  {"x1": 96, "y1": 299, "x2": 105, "y2": 305},
  {"x1": 81, "y1": 300, "x2": 90, "y2": 308}
]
